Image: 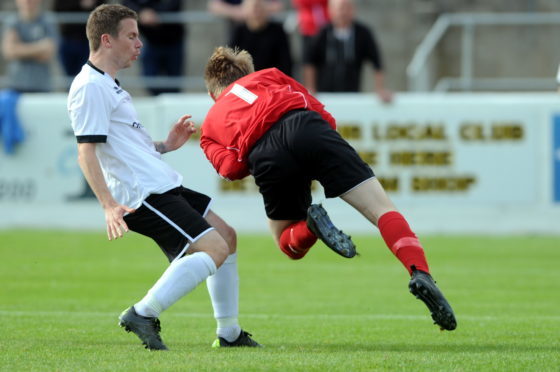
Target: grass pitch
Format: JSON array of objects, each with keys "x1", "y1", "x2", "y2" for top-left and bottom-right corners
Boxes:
[{"x1": 0, "y1": 230, "x2": 559, "y2": 371}]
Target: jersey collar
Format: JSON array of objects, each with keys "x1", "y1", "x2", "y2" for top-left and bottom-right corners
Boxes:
[{"x1": 87, "y1": 60, "x2": 121, "y2": 86}]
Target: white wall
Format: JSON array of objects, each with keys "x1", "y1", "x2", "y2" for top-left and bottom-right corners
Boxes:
[{"x1": 1, "y1": 92, "x2": 559, "y2": 234}]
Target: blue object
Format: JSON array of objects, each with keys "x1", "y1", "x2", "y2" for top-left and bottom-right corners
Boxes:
[
  {"x1": 553, "y1": 114, "x2": 560, "y2": 202},
  {"x1": 0, "y1": 89, "x2": 25, "y2": 155}
]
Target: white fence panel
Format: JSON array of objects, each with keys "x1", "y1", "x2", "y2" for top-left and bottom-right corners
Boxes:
[{"x1": 1, "y1": 93, "x2": 559, "y2": 234}]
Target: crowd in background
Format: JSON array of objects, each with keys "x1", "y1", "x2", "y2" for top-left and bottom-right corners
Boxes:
[
  {"x1": 0, "y1": 0, "x2": 391, "y2": 202},
  {"x1": 0, "y1": 0, "x2": 392, "y2": 99}
]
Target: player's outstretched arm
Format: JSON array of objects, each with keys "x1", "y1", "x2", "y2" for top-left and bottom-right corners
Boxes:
[
  {"x1": 154, "y1": 114, "x2": 196, "y2": 154},
  {"x1": 200, "y1": 136, "x2": 250, "y2": 180}
]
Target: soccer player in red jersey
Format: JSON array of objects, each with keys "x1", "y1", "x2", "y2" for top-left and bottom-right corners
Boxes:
[{"x1": 200, "y1": 46, "x2": 457, "y2": 331}]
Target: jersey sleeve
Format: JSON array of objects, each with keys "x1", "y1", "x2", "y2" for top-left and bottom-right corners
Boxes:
[
  {"x1": 68, "y1": 82, "x2": 112, "y2": 143},
  {"x1": 200, "y1": 129, "x2": 250, "y2": 181}
]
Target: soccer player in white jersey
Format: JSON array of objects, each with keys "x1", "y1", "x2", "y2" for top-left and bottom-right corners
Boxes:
[{"x1": 67, "y1": 4, "x2": 260, "y2": 350}]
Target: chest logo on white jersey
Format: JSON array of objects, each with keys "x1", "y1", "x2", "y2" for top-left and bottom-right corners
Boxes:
[
  {"x1": 131, "y1": 121, "x2": 144, "y2": 129},
  {"x1": 113, "y1": 86, "x2": 123, "y2": 94}
]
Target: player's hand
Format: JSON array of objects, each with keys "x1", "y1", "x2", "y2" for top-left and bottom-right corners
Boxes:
[
  {"x1": 104, "y1": 204, "x2": 136, "y2": 241},
  {"x1": 163, "y1": 114, "x2": 197, "y2": 152}
]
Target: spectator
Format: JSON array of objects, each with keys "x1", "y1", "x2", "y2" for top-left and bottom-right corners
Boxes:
[
  {"x1": 53, "y1": 0, "x2": 105, "y2": 83},
  {"x1": 291, "y1": 0, "x2": 329, "y2": 42},
  {"x1": 304, "y1": 0, "x2": 393, "y2": 103},
  {"x1": 0, "y1": 0, "x2": 57, "y2": 155},
  {"x1": 208, "y1": 0, "x2": 284, "y2": 34},
  {"x1": 291, "y1": 0, "x2": 329, "y2": 78},
  {"x1": 208, "y1": 0, "x2": 245, "y2": 25},
  {"x1": 229, "y1": 0, "x2": 293, "y2": 76},
  {"x1": 121, "y1": 0, "x2": 185, "y2": 95},
  {"x1": 1, "y1": 0, "x2": 57, "y2": 93}
]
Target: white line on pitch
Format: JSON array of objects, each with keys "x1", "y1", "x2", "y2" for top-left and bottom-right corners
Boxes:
[{"x1": 0, "y1": 310, "x2": 559, "y2": 321}]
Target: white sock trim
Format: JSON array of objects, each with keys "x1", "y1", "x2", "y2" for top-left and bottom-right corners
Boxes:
[{"x1": 224, "y1": 252, "x2": 237, "y2": 264}]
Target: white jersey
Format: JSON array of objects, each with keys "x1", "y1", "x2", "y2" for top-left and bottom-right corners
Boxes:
[{"x1": 67, "y1": 62, "x2": 182, "y2": 209}]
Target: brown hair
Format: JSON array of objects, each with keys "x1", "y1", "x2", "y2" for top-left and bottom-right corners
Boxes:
[
  {"x1": 204, "y1": 46, "x2": 255, "y2": 98},
  {"x1": 86, "y1": 4, "x2": 138, "y2": 52}
]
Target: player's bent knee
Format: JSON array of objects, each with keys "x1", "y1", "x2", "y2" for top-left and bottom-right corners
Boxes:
[
  {"x1": 213, "y1": 239, "x2": 230, "y2": 266},
  {"x1": 190, "y1": 231, "x2": 229, "y2": 267},
  {"x1": 221, "y1": 224, "x2": 237, "y2": 254}
]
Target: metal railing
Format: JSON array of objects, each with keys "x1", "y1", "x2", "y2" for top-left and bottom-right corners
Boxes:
[
  {"x1": 0, "y1": 10, "x2": 297, "y2": 92},
  {"x1": 0, "y1": 11, "x2": 225, "y2": 92},
  {"x1": 407, "y1": 12, "x2": 560, "y2": 92}
]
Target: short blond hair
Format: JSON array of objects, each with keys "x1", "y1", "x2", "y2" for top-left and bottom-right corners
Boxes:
[
  {"x1": 204, "y1": 46, "x2": 255, "y2": 98},
  {"x1": 86, "y1": 4, "x2": 137, "y2": 52}
]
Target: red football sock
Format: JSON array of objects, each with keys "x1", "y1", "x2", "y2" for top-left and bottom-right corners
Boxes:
[
  {"x1": 279, "y1": 221, "x2": 318, "y2": 260},
  {"x1": 377, "y1": 211, "x2": 430, "y2": 275}
]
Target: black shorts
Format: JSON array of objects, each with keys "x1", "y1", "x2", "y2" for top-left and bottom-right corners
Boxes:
[
  {"x1": 248, "y1": 110, "x2": 374, "y2": 220},
  {"x1": 123, "y1": 186, "x2": 213, "y2": 262}
]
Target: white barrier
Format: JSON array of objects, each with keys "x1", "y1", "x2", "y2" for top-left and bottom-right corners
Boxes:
[{"x1": 1, "y1": 93, "x2": 559, "y2": 234}]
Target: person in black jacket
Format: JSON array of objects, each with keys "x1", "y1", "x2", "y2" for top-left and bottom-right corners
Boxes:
[
  {"x1": 228, "y1": 0, "x2": 293, "y2": 76},
  {"x1": 209, "y1": 0, "x2": 283, "y2": 34},
  {"x1": 304, "y1": 0, "x2": 392, "y2": 102},
  {"x1": 54, "y1": 0, "x2": 106, "y2": 80},
  {"x1": 121, "y1": 0, "x2": 185, "y2": 95}
]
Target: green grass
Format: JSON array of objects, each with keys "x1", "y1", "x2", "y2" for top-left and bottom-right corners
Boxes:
[{"x1": 0, "y1": 231, "x2": 559, "y2": 371}]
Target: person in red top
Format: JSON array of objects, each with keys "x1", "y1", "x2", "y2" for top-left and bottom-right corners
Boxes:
[
  {"x1": 200, "y1": 46, "x2": 457, "y2": 332},
  {"x1": 291, "y1": 0, "x2": 329, "y2": 79},
  {"x1": 292, "y1": 0, "x2": 329, "y2": 38}
]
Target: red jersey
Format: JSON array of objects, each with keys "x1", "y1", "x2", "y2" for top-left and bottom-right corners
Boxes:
[
  {"x1": 292, "y1": 0, "x2": 330, "y2": 36},
  {"x1": 200, "y1": 68, "x2": 336, "y2": 180}
]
